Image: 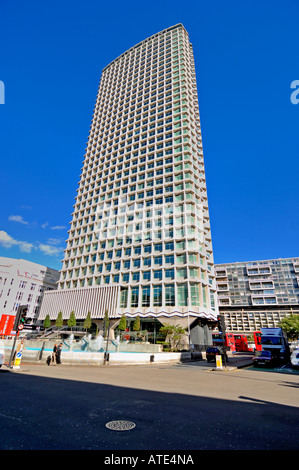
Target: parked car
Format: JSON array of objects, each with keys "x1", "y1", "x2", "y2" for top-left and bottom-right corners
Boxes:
[
  {"x1": 290, "y1": 350, "x2": 299, "y2": 369},
  {"x1": 252, "y1": 350, "x2": 280, "y2": 368},
  {"x1": 206, "y1": 346, "x2": 228, "y2": 363}
]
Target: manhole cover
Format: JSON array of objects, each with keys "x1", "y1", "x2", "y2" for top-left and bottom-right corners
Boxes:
[{"x1": 105, "y1": 420, "x2": 136, "y2": 431}]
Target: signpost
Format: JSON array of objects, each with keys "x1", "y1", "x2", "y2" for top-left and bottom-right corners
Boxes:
[
  {"x1": 216, "y1": 354, "x2": 223, "y2": 369},
  {"x1": 217, "y1": 314, "x2": 227, "y2": 368},
  {"x1": 14, "y1": 347, "x2": 23, "y2": 368},
  {"x1": 9, "y1": 305, "x2": 28, "y2": 368}
]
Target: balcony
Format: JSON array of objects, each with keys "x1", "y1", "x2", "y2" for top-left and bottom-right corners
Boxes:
[
  {"x1": 246, "y1": 264, "x2": 272, "y2": 276},
  {"x1": 215, "y1": 268, "x2": 227, "y2": 278},
  {"x1": 249, "y1": 280, "x2": 274, "y2": 291},
  {"x1": 217, "y1": 282, "x2": 229, "y2": 292},
  {"x1": 251, "y1": 294, "x2": 277, "y2": 305},
  {"x1": 293, "y1": 262, "x2": 299, "y2": 273}
]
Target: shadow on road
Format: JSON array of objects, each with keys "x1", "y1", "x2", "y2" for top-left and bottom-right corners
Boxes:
[{"x1": 0, "y1": 369, "x2": 298, "y2": 451}]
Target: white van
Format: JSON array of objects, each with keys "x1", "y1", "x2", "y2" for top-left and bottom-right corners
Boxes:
[{"x1": 290, "y1": 349, "x2": 299, "y2": 369}]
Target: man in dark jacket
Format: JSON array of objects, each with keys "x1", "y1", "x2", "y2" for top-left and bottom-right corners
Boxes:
[{"x1": 56, "y1": 343, "x2": 63, "y2": 364}]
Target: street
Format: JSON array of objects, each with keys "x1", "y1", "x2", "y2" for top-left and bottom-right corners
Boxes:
[{"x1": 0, "y1": 361, "x2": 299, "y2": 451}]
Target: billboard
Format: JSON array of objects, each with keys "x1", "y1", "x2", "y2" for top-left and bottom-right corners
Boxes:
[{"x1": 0, "y1": 314, "x2": 16, "y2": 336}]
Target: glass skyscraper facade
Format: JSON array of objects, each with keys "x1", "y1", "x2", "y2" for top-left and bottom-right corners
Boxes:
[{"x1": 39, "y1": 24, "x2": 218, "y2": 332}]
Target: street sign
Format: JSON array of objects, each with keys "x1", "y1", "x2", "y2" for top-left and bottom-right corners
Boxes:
[
  {"x1": 216, "y1": 354, "x2": 223, "y2": 369},
  {"x1": 18, "y1": 324, "x2": 24, "y2": 330},
  {"x1": 14, "y1": 350, "x2": 22, "y2": 368}
]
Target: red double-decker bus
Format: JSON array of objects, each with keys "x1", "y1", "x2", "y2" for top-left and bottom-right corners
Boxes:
[
  {"x1": 234, "y1": 334, "x2": 251, "y2": 352},
  {"x1": 212, "y1": 333, "x2": 236, "y2": 352},
  {"x1": 253, "y1": 331, "x2": 262, "y2": 351}
]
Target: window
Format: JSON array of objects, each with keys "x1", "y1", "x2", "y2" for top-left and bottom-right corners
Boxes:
[
  {"x1": 154, "y1": 256, "x2": 162, "y2": 266},
  {"x1": 165, "y1": 284, "x2": 175, "y2": 306},
  {"x1": 177, "y1": 268, "x2": 187, "y2": 279},
  {"x1": 153, "y1": 285, "x2": 162, "y2": 306},
  {"x1": 165, "y1": 255, "x2": 174, "y2": 264},
  {"x1": 177, "y1": 283, "x2": 188, "y2": 306},
  {"x1": 190, "y1": 283, "x2": 200, "y2": 305},
  {"x1": 131, "y1": 287, "x2": 139, "y2": 307},
  {"x1": 154, "y1": 270, "x2": 162, "y2": 280},
  {"x1": 120, "y1": 288, "x2": 128, "y2": 308},
  {"x1": 165, "y1": 269, "x2": 174, "y2": 280},
  {"x1": 142, "y1": 286, "x2": 151, "y2": 307}
]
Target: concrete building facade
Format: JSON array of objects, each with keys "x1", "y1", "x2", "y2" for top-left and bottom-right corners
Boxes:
[
  {"x1": 0, "y1": 257, "x2": 59, "y2": 323},
  {"x1": 215, "y1": 257, "x2": 299, "y2": 333},
  {"x1": 39, "y1": 24, "x2": 218, "y2": 342}
]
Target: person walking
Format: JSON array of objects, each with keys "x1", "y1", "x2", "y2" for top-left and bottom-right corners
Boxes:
[
  {"x1": 50, "y1": 343, "x2": 57, "y2": 366},
  {"x1": 56, "y1": 343, "x2": 63, "y2": 364}
]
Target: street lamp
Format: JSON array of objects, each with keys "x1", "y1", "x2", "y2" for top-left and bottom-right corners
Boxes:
[{"x1": 187, "y1": 294, "x2": 197, "y2": 352}]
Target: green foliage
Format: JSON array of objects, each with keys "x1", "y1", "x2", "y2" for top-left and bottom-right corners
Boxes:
[
  {"x1": 133, "y1": 315, "x2": 140, "y2": 332},
  {"x1": 159, "y1": 323, "x2": 187, "y2": 351},
  {"x1": 103, "y1": 310, "x2": 109, "y2": 338},
  {"x1": 55, "y1": 311, "x2": 63, "y2": 329},
  {"x1": 118, "y1": 314, "x2": 127, "y2": 331},
  {"x1": 43, "y1": 314, "x2": 51, "y2": 329},
  {"x1": 83, "y1": 311, "x2": 92, "y2": 332},
  {"x1": 67, "y1": 311, "x2": 76, "y2": 330},
  {"x1": 278, "y1": 314, "x2": 299, "y2": 340}
]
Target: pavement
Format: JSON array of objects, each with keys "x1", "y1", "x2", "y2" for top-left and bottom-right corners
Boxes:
[
  {"x1": 218, "y1": 352, "x2": 253, "y2": 369},
  {"x1": 1, "y1": 351, "x2": 299, "y2": 451},
  {"x1": 8, "y1": 351, "x2": 254, "y2": 371}
]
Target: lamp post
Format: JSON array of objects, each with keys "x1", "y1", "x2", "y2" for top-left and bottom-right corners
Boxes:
[{"x1": 187, "y1": 293, "x2": 197, "y2": 352}]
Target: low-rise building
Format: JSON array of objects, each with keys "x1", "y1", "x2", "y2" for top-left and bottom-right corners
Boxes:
[
  {"x1": 215, "y1": 257, "x2": 299, "y2": 333},
  {"x1": 0, "y1": 257, "x2": 59, "y2": 324}
]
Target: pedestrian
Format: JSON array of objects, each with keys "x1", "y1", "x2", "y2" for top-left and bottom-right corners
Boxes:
[
  {"x1": 56, "y1": 343, "x2": 63, "y2": 364},
  {"x1": 51, "y1": 343, "x2": 57, "y2": 366}
]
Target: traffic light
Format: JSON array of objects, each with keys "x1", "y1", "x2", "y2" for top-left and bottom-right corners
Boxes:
[
  {"x1": 217, "y1": 314, "x2": 226, "y2": 335},
  {"x1": 13, "y1": 305, "x2": 28, "y2": 331}
]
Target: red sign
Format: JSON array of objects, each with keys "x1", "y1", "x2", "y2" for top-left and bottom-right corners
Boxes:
[{"x1": 0, "y1": 314, "x2": 15, "y2": 336}]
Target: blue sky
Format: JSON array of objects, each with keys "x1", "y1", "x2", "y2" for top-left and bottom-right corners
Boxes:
[{"x1": 0, "y1": 0, "x2": 298, "y2": 272}]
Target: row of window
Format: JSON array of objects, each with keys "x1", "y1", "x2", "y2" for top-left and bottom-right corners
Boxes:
[
  {"x1": 105, "y1": 36, "x2": 187, "y2": 73},
  {"x1": 63, "y1": 239, "x2": 203, "y2": 264},
  {"x1": 88, "y1": 92, "x2": 193, "y2": 147},
  {"x1": 91, "y1": 88, "x2": 193, "y2": 143},
  {"x1": 76, "y1": 170, "x2": 204, "y2": 209},
  {"x1": 102, "y1": 42, "x2": 189, "y2": 90},
  {"x1": 119, "y1": 282, "x2": 207, "y2": 308},
  {"x1": 63, "y1": 265, "x2": 203, "y2": 281},
  {"x1": 71, "y1": 199, "x2": 202, "y2": 232}
]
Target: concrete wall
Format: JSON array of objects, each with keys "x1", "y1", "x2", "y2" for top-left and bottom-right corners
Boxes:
[{"x1": 1, "y1": 339, "x2": 203, "y2": 366}]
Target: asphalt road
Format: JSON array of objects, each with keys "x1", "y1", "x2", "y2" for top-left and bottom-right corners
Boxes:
[{"x1": 1, "y1": 361, "x2": 299, "y2": 452}]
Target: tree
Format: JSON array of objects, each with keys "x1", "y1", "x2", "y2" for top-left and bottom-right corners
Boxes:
[
  {"x1": 83, "y1": 311, "x2": 92, "y2": 332},
  {"x1": 43, "y1": 314, "x2": 51, "y2": 329},
  {"x1": 118, "y1": 314, "x2": 127, "y2": 331},
  {"x1": 159, "y1": 323, "x2": 187, "y2": 351},
  {"x1": 278, "y1": 314, "x2": 299, "y2": 341},
  {"x1": 55, "y1": 311, "x2": 63, "y2": 330},
  {"x1": 67, "y1": 311, "x2": 76, "y2": 331},
  {"x1": 133, "y1": 315, "x2": 140, "y2": 332},
  {"x1": 103, "y1": 310, "x2": 109, "y2": 338}
]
